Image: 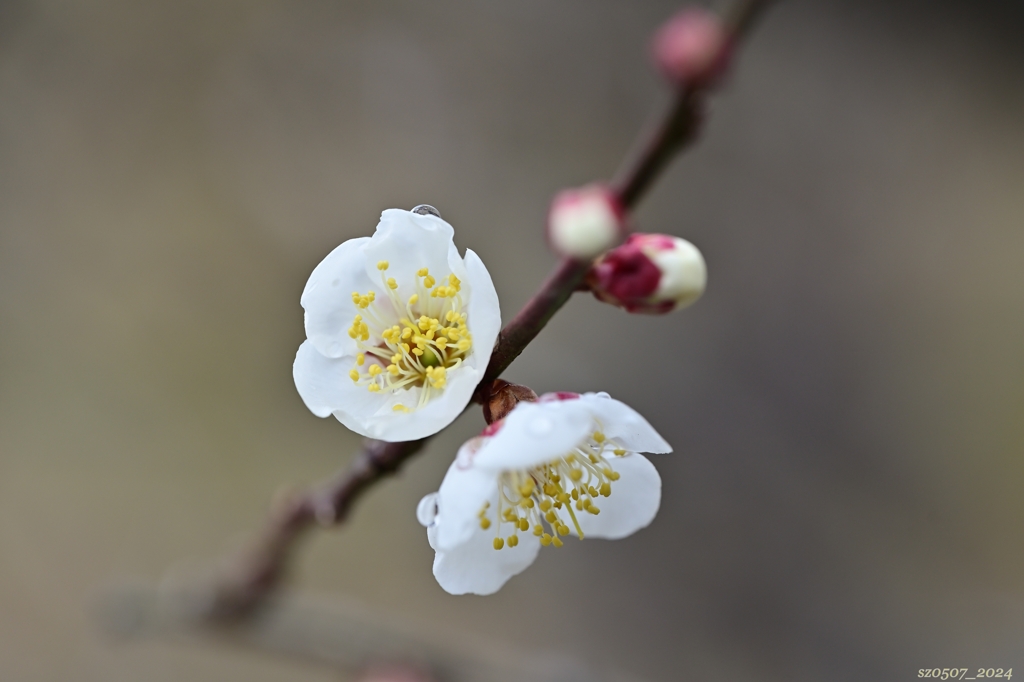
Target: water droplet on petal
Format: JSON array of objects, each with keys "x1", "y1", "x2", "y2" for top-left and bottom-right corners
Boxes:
[
  {"x1": 528, "y1": 416, "x2": 555, "y2": 436},
  {"x1": 411, "y1": 204, "x2": 441, "y2": 218},
  {"x1": 595, "y1": 391, "x2": 611, "y2": 399},
  {"x1": 417, "y1": 492, "x2": 439, "y2": 527}
]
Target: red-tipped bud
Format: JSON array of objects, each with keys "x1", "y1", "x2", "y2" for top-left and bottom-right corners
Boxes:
[
  {"x1": 652, "y1": 7, "x2": 730, "y2": 89},
  {"x1": 547, "y1": 184, "x2": 627, "y2": 260},
  {"x1": 587, "y1": 233, "x2": 706, "y2": 314}
]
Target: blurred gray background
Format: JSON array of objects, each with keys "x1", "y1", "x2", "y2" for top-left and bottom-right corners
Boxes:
[{"x1": 2, "y1": 0, "x2": 1023, "y2": 680}]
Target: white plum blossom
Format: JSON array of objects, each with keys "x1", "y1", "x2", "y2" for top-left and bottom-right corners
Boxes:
[
  {"x1": 293, "y1": 208, "x2": 501, "y2": 442},
  {"x1": 418, "y1": 392, "x2": 671, "y2": 595}
]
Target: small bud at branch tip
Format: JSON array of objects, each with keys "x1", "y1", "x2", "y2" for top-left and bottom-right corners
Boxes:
[{"x1": 652, "y1": 7, "x2": 731, "y2": 90}]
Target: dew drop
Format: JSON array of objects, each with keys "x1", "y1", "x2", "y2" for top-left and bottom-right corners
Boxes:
[
  {"x1": 411, "y1": 204, "x2": 441, "y2": 218},
  {"x1": 595, "y1": 391, "x2": 611, "y2": 399},
  {"x1": 417, "y1": 492, "x2": 439, "y2": 527},
  {"x1": 527, "y1": 416, "x2": 555, "y2": 436}
]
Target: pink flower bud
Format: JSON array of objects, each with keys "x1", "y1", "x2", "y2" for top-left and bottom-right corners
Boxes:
[
  {"x1": 652, "y1": 7, "x2": 730, "y2": 89},
  {"x1": 587, "y1": 233, "x2": 706, "y2": 314},
  {"x1": 547, "y1": 185, "x2": 627, "y2": 260}
]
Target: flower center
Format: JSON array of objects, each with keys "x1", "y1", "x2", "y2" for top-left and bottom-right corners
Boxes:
[
  {"x1": 481, "y1": 431, "x2": 627, "y2": 550},
  {"x1": 347, "y1": 261, "x2": 473, "y2": 412}
]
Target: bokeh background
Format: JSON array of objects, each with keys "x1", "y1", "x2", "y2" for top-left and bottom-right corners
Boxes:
[{"x1": 2, "y1": 0, "x2": 1023, "y2": 680}]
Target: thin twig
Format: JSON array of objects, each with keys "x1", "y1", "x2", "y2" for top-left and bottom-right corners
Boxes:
[{"x1": 197, "y1": 0, "x2": 774, "y2": 620}]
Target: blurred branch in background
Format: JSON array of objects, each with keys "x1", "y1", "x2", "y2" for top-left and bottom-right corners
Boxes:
[
  {"x1": 98, "y1": 585, "x2": 621, "y2": 682},
  {"x1": 96, "y1": 0, "x2": 774, "y2": 675}
]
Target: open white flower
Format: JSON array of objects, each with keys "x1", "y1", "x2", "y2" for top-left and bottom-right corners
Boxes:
[
  {"x1": 293, "y1": 208, "x2": 501, "y2": 442},
  {"x1": 417, "y1": 392, "x2": 671, "y2": 595}
]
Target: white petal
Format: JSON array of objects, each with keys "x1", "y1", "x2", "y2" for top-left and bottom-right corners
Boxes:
[
  {"x1": 461, "y1": 248, "x2": 501, "y2": 371},
  {"x1": 300, "y1": 237, "x2": 373, "y2": 358},
  {"x1": 574, "y1": 454, "x2": 662, "y2": 540},
  {"x1": 333, "y1": 356, "x2": 483, "y2": 442},
  {"x1": 361, "y1": 210, "x2": 456, "y2": 289},
  {"x1": 432, "y1": 524, "x2": 541, "y2": 595},
  {"x1": 434, "y1": 448, "x2": 497, "y2": 550},
  {"x1": 293, "y1": 341, "x2": 379, "y2": 418},
  {"x1": 578, "y1": 393, "x2": 672, "y2": 454},
  {"x1": 472, "y1": 400, "x2": 594, "y2": 471}
]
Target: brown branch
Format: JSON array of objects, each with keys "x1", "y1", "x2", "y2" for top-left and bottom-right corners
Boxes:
[
  {"x1": 209, "y1": 439, "x2": 427, "y2": 618},
  {"x1": 195, "y1": 0, "x2": 774, "y2": 620}
]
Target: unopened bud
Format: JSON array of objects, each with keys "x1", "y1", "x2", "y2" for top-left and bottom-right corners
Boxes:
[
  {"x1": 547, "y1": 185, "x2": 626, "y2": 260},
  {"x1": 482, "y1": 379, "x2": 538, "y2": 425},
  {"x1": 587, "y1": 233, "x2": 706, "y2": 314},
  {"x1": 652, "y1": 7, "x2": 730, "y2": 89}
]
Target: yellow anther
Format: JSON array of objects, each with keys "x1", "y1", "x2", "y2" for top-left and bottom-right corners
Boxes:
[
  {"x1": 539, "y1": 499, "x2": 552, "y2": 512},
  {"x1": 351, "y1": 292, "x2": 360, "y2": 303},
  {"x1": 387, "y1": 277, "x2": 397, "y2": 289},
  {"x1": 492, "y1": 537, "x2": 504, "y2": 550},
  {"x1": 417, "y1": 267, "x2": 429, "y2": 277},
  {"x1": 448, "y1": 274, "x2": 460, "y2": 287},
  {"x1": 377, "y1": 260, "x2": 389, "y2": 270},
  {"x1": 411, "y1": 348, "x2": 424, "y2": 356},
  {"x1": 608, "y1": 471, "x2": 621, "y2": 481},
  {"x1": 571, "y1": 488, "x2": 579, "y2": 500},
  {"x1": 368, "y1": 364, "x2": 382, "y2": 377},
  {"x1": 552, "y1": 536, "x2": 563, "y2": 548},
  {"x1": 588, "y1": 505, "x2": 601, "y2": 515},
  {"x1": 575, "y1": 500, "x2": 584, "y2": 510},
  {"x1": 435, "y1": 337, "x2": 448, "y2": 349},
  {"x1": 480, "y1": 517, "x2": 491, "y2": 530},
  {"x1": 348, "y1": 329, "x2": 357, "y2": 339},
  {"x1": 593, "y1": 431, "x2": 606, "y2": 443},
  {"x1": 545, "y1": 510, "x2": 558, "y2": 523},
  {"x1": 447, "y1": 328, "x2": 460, "y2": 340},
  {"x1": 588, "y1": 486, "x2": 599, "y2": 497},
  {"x1": 569, "y1": 469, "x2": 583, "y2": 482},
  {"x1": 519, "y1": 480, "x2": 535, "y2": 497},
  {"x1": 540, "y1": 534, "x2": 552, "y2": 546},
  {"x1": 533, "y1": 524, "x2": 544, "y2": 536},
  {"x1": 387, "y1": 364, "x2": 399, "y2": 375},
  {"x1": 392, "y1": 404, "x2": 409, "y2": 412},
  {"x1": 392, "y1": 354, "x2": 402, "y2": 363},
  {"x1": 356, "y1": 353, "x2": 365, "y2": 366},
  {"x1": 507, "y1": 535, "x2": 519, "y2": 547},
  {"x1": 401, "y1": 327, "x2": 412, "y2": 340},
  {"x1": 557, "y1": 493, "x2": 570, "y2": 504},
  {"x1": 589, "y1": 454, "x2": 599, "y2": 463},
  {"x1": 425, "y1": 329, "x2": 435, "y2": 340},
  {"x1": 349, "y1": 369, "x2": 360, "y2": 382},
  {"x1": 457, "y1": 339, "x2": 471, "y2": 352},
  {"x1": 613, "y1": 448, "x2": 626, "y2": 456},
  {"x1": 408, "y1": 294, "x2": 419, "y2": 305},
  {"x1": 445, "y1": 311, "x2": 456, "y2": 322},
  {"x1": 557, "y1": 523, "x2": 570, "y2": 536},
  {"x1": 423, "y1": 275, "x2": 435, "y2": 288},
  {"x1": 518, "y1": 518, "x2": 530, "y2": 531},
  {"x1": 368, "y1": 384, "x2": 380, "y2": 393},
  {"x1": 582, "y1": 498, "x2": 592, "y2": 510},
  {"x1": 600, "y1": 482, "x2": 612, "y2": 497}
]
